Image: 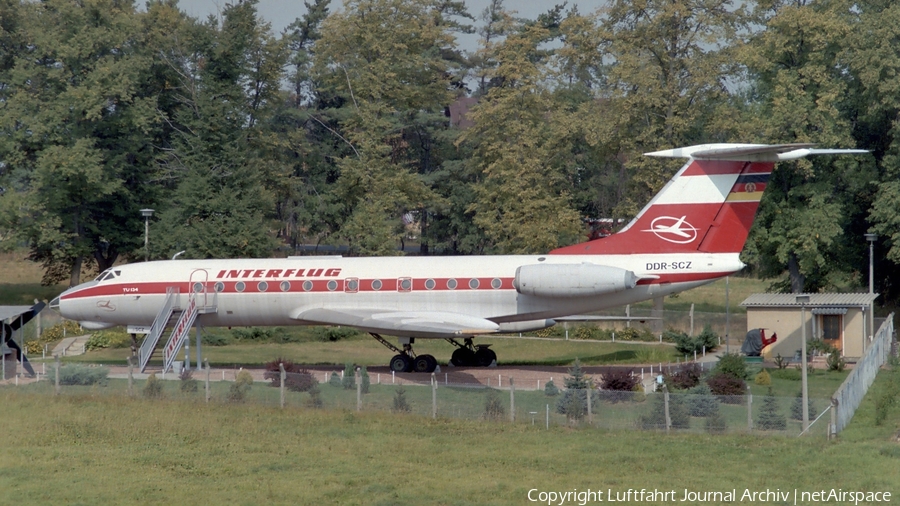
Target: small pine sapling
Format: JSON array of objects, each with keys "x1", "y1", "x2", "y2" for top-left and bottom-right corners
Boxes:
[
  {"x1": 789, "y1": 390, "x2": 816, "y2": 421},
  {"x1": 544, "y1": 379, "x2": 559, "y2": 396},
  {"x1": 341, "y1": 363, "x2": 355, "y2": 390},
  {"x1": 392, "y1": 387, "x2": 411, "y2": 413},
  {"x1": 144, "y1": 372, "x2": 164, "y2": 399},
  {"x1": 483, "y1": 389, "x2": 505, "y2": 421},
  {"x1": 756, "y1": 387, "x2": 786, "y2": 430}
]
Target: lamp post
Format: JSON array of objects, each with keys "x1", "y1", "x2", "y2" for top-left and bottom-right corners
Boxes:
[
  {"x1": 865, "y1": 233, "x2": 876, "y2": 294},
  {"x1": 796, "y1": 294, "x2": 810, "y2": 433},
  {"x1": 865, "y1": 233, "x2": 877, "y2": 350},
  {"x1": 140, "y1": 208, "x2": 154, "y2": 262}
]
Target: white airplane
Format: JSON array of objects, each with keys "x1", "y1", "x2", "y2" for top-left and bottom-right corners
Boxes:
[{"x1": 50, "y1": 143, "x2": 865, "y2": 373}]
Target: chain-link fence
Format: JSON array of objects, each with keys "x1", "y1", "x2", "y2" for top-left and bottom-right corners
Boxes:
[{"x1": 3, "y1": 361, "x2": 831, "y2": 437}]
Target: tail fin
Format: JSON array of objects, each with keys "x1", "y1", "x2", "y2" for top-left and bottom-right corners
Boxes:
[{"x1": 551, "y1": 143, "x2": 867, "y2": 256}]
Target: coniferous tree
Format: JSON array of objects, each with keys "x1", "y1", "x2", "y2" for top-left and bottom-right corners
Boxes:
[
  {"x1": 790, "y1": 390, "x2": 816, "y2": 421},
  {"x1": 757, "y1": 387, "x2": 786, "y2": 430},
  {"x1": 556, "y1": 359, "x2": 599, "y2": 418}
]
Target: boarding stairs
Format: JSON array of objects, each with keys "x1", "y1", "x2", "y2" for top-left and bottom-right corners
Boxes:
[{"x1": 138, "y1": 286, "x2": 216, "y2": 373}]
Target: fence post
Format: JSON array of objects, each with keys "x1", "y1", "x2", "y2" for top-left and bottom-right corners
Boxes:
[
  {"x1": 54, "y1": 355, "x2": 60, "y2": 395},
  {"x1": 205, "y1": 359, "x2": 210, "y2": 403},
  {"x1": 586, "y1": 387, "x2": 593, "y2": 425},
  {"x1": 663, "y1": 386, "x2": 671, "y2": 434},
  {"x1": 747, "y1": 386, "x2": 753, "y2": 432},
  {"x1": 830, "y1": 398, "x2": 838, "y2": 440},
  {"x1": 546, "y1": 404, "x2": 549, "y2": 430},
  {"x1": 509, "y1": 377, "x2": 515, "y2": 423},
  {"x1": 127, "y1": 356, "x2": 134, "y2": 397},
  {"x1": 431, "y1": 373, "x2": 437, "y2": 419},
  {"x1": 279, "y1": 362, "x2": 286, "y2": 409},
  {"x1": 357, "y1": 367, "x2": 362, "y2": 412}
]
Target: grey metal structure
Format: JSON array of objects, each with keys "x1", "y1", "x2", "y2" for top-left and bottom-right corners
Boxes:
[{"x1": 832, "y1": 313, "x2": 895, "y2": 433}]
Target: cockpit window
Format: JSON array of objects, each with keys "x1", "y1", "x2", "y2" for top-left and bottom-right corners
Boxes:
[
  {"x1": 114, "y1": 270, "x2": 121, "y2": 276},
  {"x1": 95, "y1": 269, "x2": 118, "y2": 282}
]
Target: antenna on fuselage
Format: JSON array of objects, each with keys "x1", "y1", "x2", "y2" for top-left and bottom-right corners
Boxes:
[{"x1": 172, "y1": 251, "x2": 186, "y2": 260}]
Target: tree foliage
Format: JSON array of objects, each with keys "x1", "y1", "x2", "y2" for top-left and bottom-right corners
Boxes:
[{"x1": 2, "y1": 0, "x2": 900, "y2": 307}]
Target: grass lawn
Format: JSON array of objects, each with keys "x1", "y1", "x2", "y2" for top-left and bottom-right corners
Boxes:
[
  {"x1": 60, "y1": 335, "x2": 682, "y2": 367},
  {"x1": 1, "y1": 367, "x2": 898, "y2": 505}
]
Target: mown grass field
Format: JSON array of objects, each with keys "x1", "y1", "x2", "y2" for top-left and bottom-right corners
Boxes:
[
  {"x1": 62, "y1": 334, "x2": 682, "y2": 367},
  {"x1": 1, "y1": 368, "x2": 898, "y2": 505}
]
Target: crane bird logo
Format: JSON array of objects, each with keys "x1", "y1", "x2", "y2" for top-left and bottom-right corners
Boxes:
[{"x1": 644, "y1": 216, "x2": 699, "y2": 244}]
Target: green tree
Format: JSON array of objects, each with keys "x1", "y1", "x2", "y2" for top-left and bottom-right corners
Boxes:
[
  {"x1": 460, "y1": 23, "x2": 583, "y2": 253},
  {"x1": 151, "y1": 0, "x2": 285, "y2": 259},
  {"x1": 556, "y1": 358, "x2": 598, "y2": 418},
  {"x1": 595, "y1": 0, "x2": 748, "y2": 217},
  {"x1": 738, "y1": 0, "x2": 873, "y2": 293},
  {"x1": 0, "y1": 0, "x2": 163, "y2": 285},
  {"x1": 311, "y1": 0, "x2": 465, "y2": 255},
  {"x1": 756, "y1": 387, "x2": 786, "y2": 430}
]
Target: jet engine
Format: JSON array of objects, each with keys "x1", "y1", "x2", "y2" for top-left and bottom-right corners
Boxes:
[{"x1": 513, "y1": 263, "x2": 638, "y2": 298}]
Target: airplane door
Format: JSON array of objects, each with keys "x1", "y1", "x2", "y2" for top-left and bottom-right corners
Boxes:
[{"x1": 189, "y1": 269, "x2": 209, "y2": 307}]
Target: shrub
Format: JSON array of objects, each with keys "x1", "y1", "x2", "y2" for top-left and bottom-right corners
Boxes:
[
  {"x1": 705, "y1": 410, "x2": 727, "y2": 434},
  {"x1": 670, "y1": 325, "x2": 718, "y2": 355},
  {"x1": 769, "y1": 368, "x2": 801, "y2": 381},
  {"x1": 316, "y1": 326, "x2": 359, "y2": 342},
  {"x1": 827, "y1": 349, "x2": 846, "y2": 372},
  {"x1": 714, "y1": 353, "x2": 748, "y2": 380},
  {"x1": 667, "y1": 362, "x2": 702, "y2": 390},
  {"x1": 85, "y1": 330, "x2": 131, "y2": 351},
  {"x1": 789, "y1": 390, "x2": 816, "y2": 421},
  {"x1": 42, "y1": 321, "x2": 84, "y2": 342},
  {"x1": 231, "y1": 327, "x2": 275, "y2": 342},
  {"x1": 544, "y1": 379, "x2": 559, "y2": 396},
  {"x1": 359, "y1": 366, "x2": 370, "y2": 394},
  {"x1": 639, "y1": 394, "x2": 689, "y2": 430},
  {"x1": 706, "y1": 373, "x2": 746, "y2": 403},
  {"x1": 558, "y1": 360, "x2": 600, "y2": 415},
  {"x1": 483, "y1": 389, "x2": 505, "y2": 421},
  {"x1": 328, "y1": 372, "x2": 342, "y2": 387},
  {"x1": 773, "y1": 354, "x2": 788, "y2": 369},
  {"x1": 598, "y1": 368, "x2": 639, "y2": 402},
  {"x1": 687, "y1": 384, "x2": 719, "y2": 417},
  {"x1": 179, "y1": 369, "x2": 198, "y2": 394},
  {"x1": 341, "y1": 363, "x2": 355, "y2": 390},
  {"x1": 756, "y1": 388, "x2": 786, "y2": 430},
  {"x1": 144, "y1": 373, "x2": 164, "y2": 399},
  {"x1": 228, "y1": 370, "x2": 253, "y2": 402},
  {"x1": 201, "y1": 332, "x2": 232, "y2": 346},
  {"x1": 392, "y1": 387, "x2": 411, "y2": 413},
  {"x1": 306, "y1": 384, "x2": 323, "y2": 409},
  {"x1": 263, "y1": 358, "x2": 318, "y2": 392},
  {"x1": 58, "y1": 364, "x2": 109, "y2": 385},
  {"x1": 754, "y1": 369, "x2": 772, "y2": 386}
]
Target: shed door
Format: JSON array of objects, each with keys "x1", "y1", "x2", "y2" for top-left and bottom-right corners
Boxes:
[{"x1": 821, "y1": 314, "x2": 842, "y2": 351}]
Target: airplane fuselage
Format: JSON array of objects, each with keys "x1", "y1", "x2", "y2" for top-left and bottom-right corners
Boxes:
[{"x1": 54, "y1": 252, "x2": 743, "y2": 336}]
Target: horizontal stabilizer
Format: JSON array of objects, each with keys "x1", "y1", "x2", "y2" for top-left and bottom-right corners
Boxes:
[{"x1": 645, "y1": 143, "x2": 867, "y2": 162}]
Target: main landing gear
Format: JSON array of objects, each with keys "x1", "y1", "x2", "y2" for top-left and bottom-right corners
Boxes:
[
  {"x1": 447, "y1": 338, "x2": 496, "y2": 367},
  {"x1": 368, "y1": 334, "x2": 498, "y2": 373},
  {"x1": 370, "y1": 333, "x2": 438, "y2": 373}
]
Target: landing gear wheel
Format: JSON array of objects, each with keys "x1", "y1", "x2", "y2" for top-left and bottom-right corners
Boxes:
[
  {"x1": 390, "y1": 354, "x2": 413, "y2": 373},
  {"x1": 413, "y1": 354, "x2": 438, "y2": 373},
  {"x1": 450, "y1": 347, "x2": 475, "y2": 367},
  {"x1": 474, "y1": 347, "x2": 497, "y2": 367}
]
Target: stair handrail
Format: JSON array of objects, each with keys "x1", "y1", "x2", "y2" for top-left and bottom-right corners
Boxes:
[{"x1": 138, "y1": 287, "x2": 179, "y2": 371}]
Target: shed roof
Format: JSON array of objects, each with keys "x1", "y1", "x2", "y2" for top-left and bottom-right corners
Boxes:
[{"x1": 741, "y1": 293, "x2": 879, "y2": 308}]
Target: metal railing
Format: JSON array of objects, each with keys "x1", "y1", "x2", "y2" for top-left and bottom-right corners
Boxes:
[{"x1": 138, "y1": 288, "x2": 179, "y2": 372}]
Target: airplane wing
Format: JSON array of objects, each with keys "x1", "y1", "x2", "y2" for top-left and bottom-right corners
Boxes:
[{"x1": 292, "y1": 307, "x2": 500, "y2": 338}]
